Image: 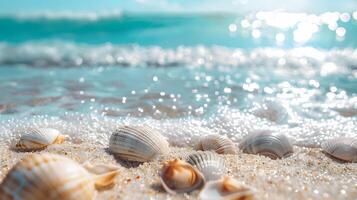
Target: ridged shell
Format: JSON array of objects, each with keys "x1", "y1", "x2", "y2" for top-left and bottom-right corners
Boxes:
[
  {"x1": 0, "y1": 153, "x2": 120, "y2": 200},
  {"x1": 196, "y1": 134, "x2": 238, "y2": 154},
  {"x1": 199, "y1": 177, "x2": 255, "y2": 200},
  {"x1": 321, "y1": 137, "x2": 357, "y2": 162},
  {"x1": 160, "y1": 159, "x2": 205, "y2": 194},
  {"x1": 239, "y1": 131, "x2": 293, "y2": 159},
  {"x1": 15, "y1": 128, "x2": 66, "y2": 151},
  {"x1": 187, "y1": 151, "x2": 227, "y2": 181},
  {"x1": 109, "y1": 125, "x2": 170, "y2": 162}
]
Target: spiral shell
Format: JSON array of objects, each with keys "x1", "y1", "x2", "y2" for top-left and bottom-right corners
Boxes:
[
  {"x1": 109, "y1": 125, "x2": 170, "y2": 162},
  {"x1": 239, "y1": 131, "x2": 293, "y2": 159},
  {"x1": 199, "y1": 176, "x2": 255, "y2": 200},
  {"x1": 0, "y1": 153, "x2": 120, "y2": 200},
  {"x1": 187, "y1": 151, "x2": 227, "y2": 181},
  {"x1": 160, "y1": 159, "x2": 205, "y2": 194},
  {"x1": 15, "y1": 128, "x2": 66, "y2": 151},
  {"x1": 321, "y1": 137, "x2": 357, "y2": 162},
  {"x1": 196, "y1": 134, "x2": 238, "y2": 154}
]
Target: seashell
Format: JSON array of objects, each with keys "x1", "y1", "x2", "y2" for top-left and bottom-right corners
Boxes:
[
  {"x1": 196, "y1": 134, "x2": 238, "y2": 154},
  {"x1": 109, "y1": 125, "x2": 170, "y2": 162},
  {"x1": 321, "y1": 137, "x2": 357, "y2": 162},
  {"x1": 199, "y1": 176, "x2": 255, "y2": 200},
  {"x1": 15, "y1": 128, "x2": 66, "y2": 151},
  {"x1": 239, "y1": 130, "x2": 293, "y2": 159},
  {"x1": 251, "y1": 100, "x2": 290, "y2": 124},
  {"x1": 160, "y1": 159, "x2": 205, "y2": 194},
  {"x1": 187, "y1": 151, "x2": 227, "y2": 181},
  {"x1": 0, "y1": 153, "x2": 120, "y2": 200}
]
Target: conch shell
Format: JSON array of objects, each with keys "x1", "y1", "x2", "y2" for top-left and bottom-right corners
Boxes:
[
  {"x1": 160, "y1": 159, "x2": 205, "y2": 194},
  {"x1": 0, "y1": 153, "x2": 120, "y2": 200}
]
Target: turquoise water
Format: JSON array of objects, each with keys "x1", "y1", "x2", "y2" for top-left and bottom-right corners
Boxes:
[
  {"x1": 0, "y1": 12, "x2": 356, "y2": 147},
  {"x1": 1, "y1": 13, "x2": 357, "y2": 48}
]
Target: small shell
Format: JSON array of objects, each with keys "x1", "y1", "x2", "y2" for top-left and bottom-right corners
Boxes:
[
  {"x1": 321, "y1": 137, "x2": 357, "y2": 162},
  {"x1": 199, "y1": 176, "x2": 255, "y2": 200},
  {"x1": 187, "y1": 151, "x2": 227, "y2": 181},
  {"x1": 109, "y1": 125, "x2": 170, "y2": 162},
  {"x1": 0, "y1": 153, "x2": 120, "y2": 200},
  {"x1": 196, "y1": 134, "x2": 238, "y2": 154},
  {"x1": 15, "y1": 128, "x2": 66, "y2": 151},
  {"x1": 239, "y1": 131, "x2": 293, "y2": 159},
  {"x1": 251, "y1": 100, "x2": 290, "y2": 124},
  {"x1": 160, "y1": 159, "x2": 205, "y2": 194}
]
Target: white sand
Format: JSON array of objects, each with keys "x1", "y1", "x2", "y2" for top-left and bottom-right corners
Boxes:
[{"x1": 1, "y1": 142, "x2": 357, "y2": 200}]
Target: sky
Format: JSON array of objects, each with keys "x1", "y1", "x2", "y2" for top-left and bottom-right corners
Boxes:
[{"x1": 0, "y1": 0, "x2": 356, "y2": 14}]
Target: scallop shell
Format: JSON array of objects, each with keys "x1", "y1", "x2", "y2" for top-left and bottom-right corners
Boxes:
[
  {"x1": 321, "y1": 137, "x2": 357, "y2": 162},
  {"x1": 187, "y1": 151, "x2": 227, "y2": 181},
  {"x1": 196, "y1": 134, "x2": 238, "y2": 154},
  {"x1": 199, "y1": 176, "x2": 255, "y2": 200},
  {"x1": 160, "y1": 159, "x2": 205, "y2": 194},
  {"x1": 109, "y1": 125, "x2": 170, "y2": 162},
  {"x1": 15, "y1": 128, "x2": 66, "y2": 151},
  {"x1": 239, "y1": 131, "x2": 293, "y2": 159},
  {"x1": 0, "y1": 153, "x2": 120, "y2": 200}
]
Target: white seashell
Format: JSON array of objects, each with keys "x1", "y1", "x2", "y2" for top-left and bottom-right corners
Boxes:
[
  {"x1": 321, "y1": 137, "x2": 357, "y2": 162},
  {"x1": 196, "y1": 134, "x2": 238, "y2": 154},
  {"x1": 109, "y1": 125, "x2": 170, "y2": 162},
  {"x1": 250, "y1": 100, "x2": 290, "y2": 124},
  {"x1": 15, "y1": 128, "x2": 66, "y2": 151},
  {"x1": 0, "y1": 153, "x2": 120, "y2": 200},
  {"x1": 239, "y1": 130, "x2": 293, "y2": 159},
  {"x1": 187, "y1": 151, "x2": 227, "y2": 181},
  {"x1": 160, "y1": 159, "x2": 205, "y2": 194},
  {"x1": 199, "y1": 176, "x2": 255, "y2": 200}
]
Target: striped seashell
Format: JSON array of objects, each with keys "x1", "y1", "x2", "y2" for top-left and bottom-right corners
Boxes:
[
  {"x1": 0, "y1": 153, "x2": 120, "y2": 200},
  {"x1": 15, "y1": 128, "x2": 66, "y2": 151},
  {"x1": 109, "y1": 125, "x2": 170, "y2": 162},
  {"x1": 187, "y1": 151, "x2": 227, "y2": 181},
  {"x1": 160, "y1": 159, "x2": 205, "y2": 194},
  {"x1": 239, "y1": 130, "x2": 293, "y2": 159},
  {"x1": 196, "y1": 134, "x2": 238, "y2": 154},
  {"x1": 321, "y1": 137, "x2": 357, "y2": 162},
  {"x1": 199, "y1": 176, "x2": 255, "y2": 200}
]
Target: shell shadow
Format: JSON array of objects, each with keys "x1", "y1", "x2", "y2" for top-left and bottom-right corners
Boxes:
[
  {"x1": 104, "y1": 148, "x2": 141, "y2": 168},
  {"x1": 321, "y1": 151, "x2": 351, "y2": 164},
  {"x1": 150, "y1": 182, "x2": 166, "y2": 193},
  {"x1": 9, "y1": 145, "x2": 46, "y2": 153}
]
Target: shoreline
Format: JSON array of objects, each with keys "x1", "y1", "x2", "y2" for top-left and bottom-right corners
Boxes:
[{"x1": 1, "y1": 142, "x2": 356, "y2": 199}]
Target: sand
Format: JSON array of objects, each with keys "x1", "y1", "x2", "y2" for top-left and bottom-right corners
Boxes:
[{"x1": 0, "y1": 142, "x2": 357, "y2": 200}]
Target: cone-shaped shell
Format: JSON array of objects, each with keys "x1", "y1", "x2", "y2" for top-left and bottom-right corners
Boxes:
[
  {"x1": 160, "y1": 159, "x2": 205, "y2": 194},
  {"x1": 321, "y1": 137, "x2": 357, "y2": 162},
  {"x1": 0, "y1": 153, "x2": 120, "y2": 200},
  {"x1": 15, "y1": 128, "x2": 66, "y2": 151},
  {"x1": 239, "y1": 131, "x2": 293, "y2": 159},
  {"x1": 109, "y1": 125, "x2": 170, "y2": 162},
  {"x1": 199, "y1": 177, "x2": 255, "y2": 200},
  {"x1": 187, "y1": 151, "x2": 227, "y2": 181},
  {"x1": 196, "y1": 134, "x2": 238, "y2": 154}
]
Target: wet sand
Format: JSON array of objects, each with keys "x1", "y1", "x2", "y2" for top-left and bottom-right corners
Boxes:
[{"x1": 0, "y1": 142, "x2": 357, "y2": 200}]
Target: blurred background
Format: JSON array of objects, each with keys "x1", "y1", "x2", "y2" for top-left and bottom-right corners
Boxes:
[
  {"x1": 1, "y1": 0, "x2": 357, "y2": 48},
  {"x1": 0, "y1": 0, "x2": 356, "y2": 145}
]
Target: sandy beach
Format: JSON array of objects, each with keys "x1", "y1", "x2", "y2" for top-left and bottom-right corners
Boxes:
[{"x1": 1, "y1": 142, "x2": 356, "y2": 200}]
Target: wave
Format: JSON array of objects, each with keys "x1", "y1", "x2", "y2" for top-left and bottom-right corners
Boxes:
[
  {"x1": 1, "y1": 11, "x2": 357, "y2": 48},
  {"x1": 0, "y1": 10, "x2": 123, "y2": 21},
  {"x1": 0, "y1": 42, "x2": 357, "y2": 72}
]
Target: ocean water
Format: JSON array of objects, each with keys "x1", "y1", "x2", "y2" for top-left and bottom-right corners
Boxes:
[{"x1": 0, "y1": 12, "x2": 356, "y2": 147}]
